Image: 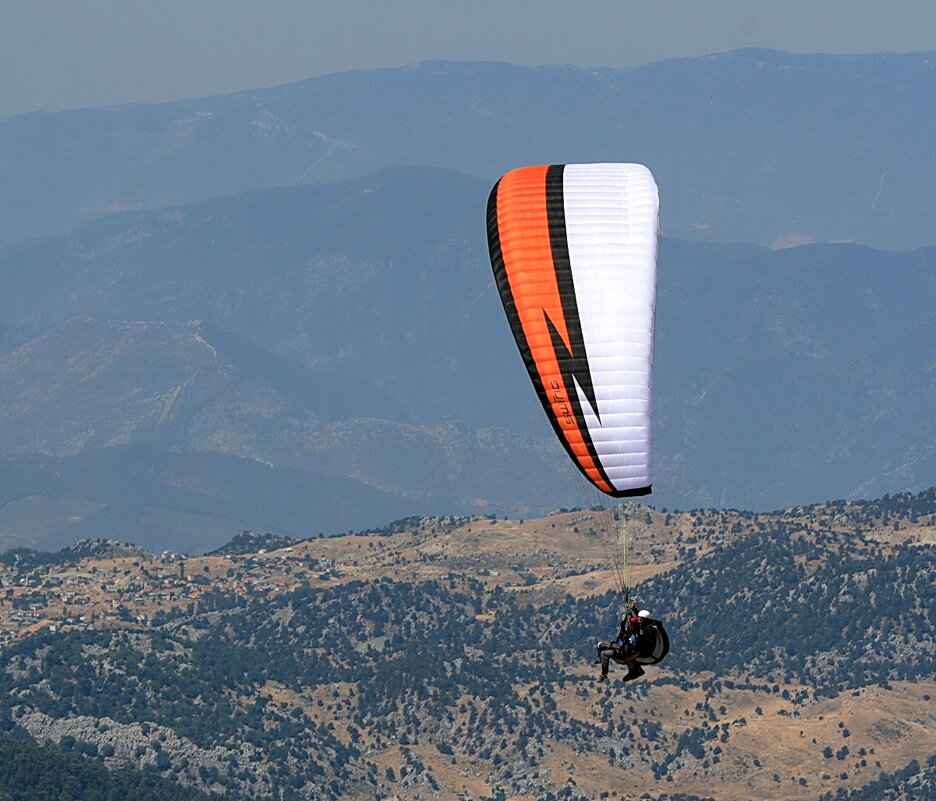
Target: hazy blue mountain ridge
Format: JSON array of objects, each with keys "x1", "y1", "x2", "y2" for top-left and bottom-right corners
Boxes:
[
  {"x1": 0, "y1": 445, "x2": 424, "y2": 553},
  {"x1": 0, "y1": 169, "x2": 509, "y2": 427},
  {"x1": 1, "y1": 167, "x2": 933, "y2": 552},
  {"x1": 0, "y1": 315, "x2": 411, "y2": 457},
  {"x1": 2, "y1": 50, "x2": 934, "y2": 249},
  {"x1": 654, "y1": 238, "x2": 936, "y2": 506}
]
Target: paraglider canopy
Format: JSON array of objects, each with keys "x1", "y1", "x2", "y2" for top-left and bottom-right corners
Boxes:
[{"x1": 486, "y1": 163, "x2": 659, "y2": 498}]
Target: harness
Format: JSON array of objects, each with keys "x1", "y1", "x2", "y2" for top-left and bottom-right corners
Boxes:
[{"x1": 632, "y1": 619, "x2": 670, "y2": 665}]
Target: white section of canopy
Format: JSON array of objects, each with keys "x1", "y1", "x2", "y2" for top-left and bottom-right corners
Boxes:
[{"x1": 562, "y1": 163, "x2": 658, "y2": 493}]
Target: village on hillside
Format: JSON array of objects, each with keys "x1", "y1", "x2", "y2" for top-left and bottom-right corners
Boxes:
[
  {"x1": 2, "y1": 494, "x2": 932, "y2": 649},
  {"x1": 0, "y1": 546, "x2": 345, "y2": 647}
]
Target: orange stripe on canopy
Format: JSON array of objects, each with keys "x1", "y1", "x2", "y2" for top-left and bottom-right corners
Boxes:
[{"x1": 495, "y1": 166, "x2": 612, "y2": 494}]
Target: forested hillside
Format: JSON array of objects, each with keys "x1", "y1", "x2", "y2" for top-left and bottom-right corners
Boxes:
[
  {"x1": 0, "y1": 490, "x2": 932, "y2": 800},
  {"x1": 0, "y1": 735, "x2": 220, "y2": 801}
]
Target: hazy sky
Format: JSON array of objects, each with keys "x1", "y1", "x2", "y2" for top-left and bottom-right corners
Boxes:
[{"x1": 3, "y1": 0, "x2": 935, "y2": 118}]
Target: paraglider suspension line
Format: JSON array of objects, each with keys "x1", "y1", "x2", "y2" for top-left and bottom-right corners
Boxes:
[{"x1": 574, "y1": 474, "x2": 632, "y2": 604}]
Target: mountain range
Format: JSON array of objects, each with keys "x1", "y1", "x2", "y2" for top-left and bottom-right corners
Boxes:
[
  {"x1": 1, "y1": 167, "x2": 934, "y2": 552},
  {"x1": 2, "y1": 49, "x2": 935, "y2": 250},
  {"x1": 2, "y1": 50, "x2": 935, "y2": 553}
]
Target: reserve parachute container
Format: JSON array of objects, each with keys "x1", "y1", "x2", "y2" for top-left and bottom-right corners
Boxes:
[
  {"x1": 486, "y1": 163, "x2": 659, "y2": 499},
  {"x1": 633, "y1": 619, "x2": 670, "y2": 665}
]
